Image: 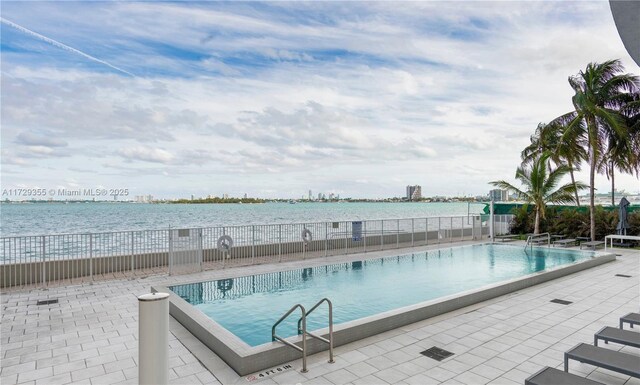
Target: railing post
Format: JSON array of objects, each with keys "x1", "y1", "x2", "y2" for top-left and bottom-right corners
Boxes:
[
  {"x1": 450, "y1": 217, "x2": 453, "y2": 243},
  {"x1": 344, "y1": 222, "x2": 347, "y2": 254},
  {"x1": 396, "y1": 219, "x2": 399, "y2": 248},
  {"x1": 168, "y1": 229, "x2": 173, "y2": 275},
  {"x1": 411, "y1": 218, "x2": 414, "y2": 246},
  {"x1": 324, "y1": 222, "x2": 328, "y2": 257},
  {"x1": 489, "y1": 200, "x2": 495, "y2": 241},
  {"x1": 278, "y1": 224, "x2": 282, "y2": 263},
  {"x1": 472, "y1": 216, "x2": 475, "y2": 240},
  {"x1": 251, "y1": 226, "x2": 256, "y2": 265},
  {"x1": 438, "y1": 218, "x2": 441, "y2": 244},
  {"x1": 89, "y1": 234, "x2": 94, "y2": 282},
  {"x1": 363, "y1": 220, "x2": 367, "y2": 253},
  {"x1": 41, "y1": 235, "x2": 46, "y2": 287},
  {"x1": 381, "y1": 220, "x2": 384, "y2": 249},
  {"x1": 198, "y1": 228, "x2": 203, "y2": 271},
  {"x1": 131, "y1": 232, "x2": 135, "y2": 273},
  {"x1": 425, "y1": 218, "x2": 428, "y2": 245}
]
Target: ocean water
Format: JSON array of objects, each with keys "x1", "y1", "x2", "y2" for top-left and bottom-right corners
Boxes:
[
  {"x1": 1, "y1": 202, "x2": 486, "y2": 236},
  {"x1": 170, "y1": 244, "x2": 594, "y2": 346}
]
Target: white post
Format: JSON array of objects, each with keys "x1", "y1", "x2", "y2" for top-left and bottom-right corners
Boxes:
[
  {"x1": 138, "y1": 292, "x2": 169, "y2": 385},
  {"x1": 489, "y1": 200, "x2": 495, "y2": 241}
]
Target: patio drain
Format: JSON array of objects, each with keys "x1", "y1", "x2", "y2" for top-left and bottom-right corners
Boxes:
[
  {"x1": 615, "y1": 274, "x2": 632, "y2": 278},
  {"x1": 420, "y1": 346, "x2": 454, "y2": 361},
  {"x1": 550, "y1": 299, "x2": 572, "y2": 305},
  {"x1": 36, "y1": 299, "x2": 58, "y2": 305}
]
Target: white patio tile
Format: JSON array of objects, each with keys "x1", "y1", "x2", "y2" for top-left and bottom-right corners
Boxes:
[{"x1": 373, "y1": 366, "x2": 409, "y2": 384}]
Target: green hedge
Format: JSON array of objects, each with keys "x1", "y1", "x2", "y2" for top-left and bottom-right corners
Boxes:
[
  {"x1": 485, "y1": 202, "x2": 640, "y2": 215},
  {"x1": 508, "y1": 205, "x2": 640, "y2": 239}
]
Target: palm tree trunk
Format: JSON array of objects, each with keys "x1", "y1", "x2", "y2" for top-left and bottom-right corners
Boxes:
[
  {"x1": 589, "y1": 148, "x2": 596, "y2": 241},
  {"x1": 568, "y1": 159, "x2": 580, "y2": 207},
  {"x1": 611, "y1": 162, "x2": 615, "y2": 206},
  {"x1": 534, "y1": 208, "x2": 540, "y2": 235}
]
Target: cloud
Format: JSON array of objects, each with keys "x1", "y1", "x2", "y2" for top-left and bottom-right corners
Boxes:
[
  {"x1": 119, "y1": 146, "x2": 174, "y2": 163},
  {"x1": 15, "y1": 131, "x2": 67, "y2": 147},
  {"x1": 1, "y1": 1, "x2": 639, "y2": 198}
]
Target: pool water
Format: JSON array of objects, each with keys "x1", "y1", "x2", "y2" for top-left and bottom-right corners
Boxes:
[{"x1": 169, "y1": 244, "x2": 595, "y2": 346}]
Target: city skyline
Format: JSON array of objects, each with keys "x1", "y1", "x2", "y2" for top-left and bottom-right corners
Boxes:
[{"x1": 2, "y1": 2, "x2": 639, "y2": 199}]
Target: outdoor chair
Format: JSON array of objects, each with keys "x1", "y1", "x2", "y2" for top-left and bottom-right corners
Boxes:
[
  {"x1": 495, "y1": 234, "x2": 519, "y2": 242},
  {"x1": 525, "y1": 367, "x2": 603, "y2": 385},
  {"x1": 620, "y1": 312, "x2": 640, "y2": 329},
  {"x1": 564, "y1": 343, "x2": 640, "y2": 378},
  {"x1": 553, "y1": 238, "x2": 577, "y2": 248},
  {"x1": 579, "y1": 241, "x2": 605, "y2": 250},
  {"x1": 594, "y1": 326, "x2": 640, "y2": 348}
]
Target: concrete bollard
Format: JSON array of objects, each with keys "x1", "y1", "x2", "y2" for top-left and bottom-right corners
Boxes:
[{"x1": 138, "y1": 292, "x2": 169, "y2": 385}]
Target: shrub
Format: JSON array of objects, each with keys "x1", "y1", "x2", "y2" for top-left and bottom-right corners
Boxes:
[{"x1": 507, "y1": 205, "x2": 639, "y2": 239}]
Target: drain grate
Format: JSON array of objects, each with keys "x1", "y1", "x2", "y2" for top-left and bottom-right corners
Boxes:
[
  {"x1": 615, "y1": 274, "x2": 632, "y2": 278},
  {"x1": 550, "y1": 299, "x2": 572, "y2": 305},
  {"x1": 36, "y1": 299, "x2": 58, "y2": 306},
  {"x1": 420, "y1": 346, "x2": 454, "y2": 361}
]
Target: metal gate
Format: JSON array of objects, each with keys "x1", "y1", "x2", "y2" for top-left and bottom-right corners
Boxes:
[{"x1": 169, "y1": 229, "x2": 203, "y2": 275}]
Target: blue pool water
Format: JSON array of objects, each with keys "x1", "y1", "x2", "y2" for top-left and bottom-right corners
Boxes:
[{"x1": 169, "y1": 244, "x2": 595, "y2": 346}]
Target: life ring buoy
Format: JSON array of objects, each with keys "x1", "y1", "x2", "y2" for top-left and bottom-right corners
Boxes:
[
  {"x1": 217, "y1": 235, "x2": 233, "y2": 252},
  {"x1": 301, "y1": 229, "x2": 312, "y2": 244},
  {"x1": 217, "y1": 278, "x2": 234, "y2": 293}
]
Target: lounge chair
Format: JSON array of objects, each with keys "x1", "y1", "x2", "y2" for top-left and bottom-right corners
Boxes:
[
  {"x1": 580, "y1": 241, "x2": 604, "y2": 250},
  {"x1": 525, "y1": 367, "x2": 604, "y2": 385},
  {"x1": 495, "y1": 234, "x2": 519, "y2": 242},
  {"x1": 553, "y1": 239, "x2": 577, "y2": 248},
  {"x1": 576, "y1": 237, "x2": 590, "y2": 244},
  {"x1": 564, "y1": 343, "x2": 640, "y2": 378},
  {"x1": 594, "y1": 326, "x2": 640, "y2": 348},
  {"x1": 620, "y1": 312, "x2": 640, "y2": 329}
]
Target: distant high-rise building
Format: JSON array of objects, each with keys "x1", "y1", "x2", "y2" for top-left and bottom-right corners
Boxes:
[
  {"x1": 243, "y1": 193, "x2": 247, "y2": 199},
  {"x1": 489, "y1": 189, "x2": 509, "y2": 202},
  {"x1": 406, "y1": 185, "x2": 422, "y2": 201},
  {"x1": 308, "y1": 190, "x2": 313, "y2": 200},
  {"x1": 223, "y1": 193, "x2": 229, "y2": 199}
]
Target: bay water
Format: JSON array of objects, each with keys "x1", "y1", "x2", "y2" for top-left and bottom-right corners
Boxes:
[{"x1": 1, "y1": 201, "x2": 486, "y2": 237}]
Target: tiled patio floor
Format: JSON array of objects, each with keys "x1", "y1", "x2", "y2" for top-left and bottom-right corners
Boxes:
[{"x1": 1, "y1": 242, "x2": 638, "y2": 385}]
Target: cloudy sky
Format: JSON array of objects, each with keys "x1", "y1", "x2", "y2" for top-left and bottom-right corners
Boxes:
[{"x1": 1, "y1": 1, "x2": 639, "y2": 199}]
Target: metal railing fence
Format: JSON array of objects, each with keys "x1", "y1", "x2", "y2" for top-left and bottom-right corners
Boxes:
[{"x1": 0, "y1": 214, "x2": 513, "y2": 288}]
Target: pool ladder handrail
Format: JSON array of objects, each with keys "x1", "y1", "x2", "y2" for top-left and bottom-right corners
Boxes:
[
  {"x1": 271, "y1": 298, "x2": 335, "y2": 373},
  {"x1": 524, "y1": 232, "x2": 551, "y2": 250},
  {"x1": 272, "y1": 304, "x2": 308, "y2": 372},
  {"x1": 297, "y1": 298, "x2": 334, "y2": 364}
]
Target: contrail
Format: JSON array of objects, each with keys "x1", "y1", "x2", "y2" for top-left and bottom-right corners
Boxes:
[{"x1": 1, "y1": 17, "x2": 135, "y2": 77}]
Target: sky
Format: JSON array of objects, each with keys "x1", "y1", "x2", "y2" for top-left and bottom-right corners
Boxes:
[{"x1": 1, "y1": 1, "x2": 639, "y2": 200}]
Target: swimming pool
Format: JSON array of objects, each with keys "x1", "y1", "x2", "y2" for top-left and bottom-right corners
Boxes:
[{"x1": 155, "y1": 243, "x2": 614, "y2": 375}]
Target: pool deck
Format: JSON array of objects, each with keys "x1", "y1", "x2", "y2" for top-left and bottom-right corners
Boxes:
[{"x1": 1, "y1": 240, "x2": 638, "y2": 385}]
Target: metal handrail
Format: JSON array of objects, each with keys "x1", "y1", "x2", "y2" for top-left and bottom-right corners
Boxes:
[
  {"x1": 525, "y1": 232, "x2": 551, "y2": 250},
  {"x1": 272, "y1": 304, "x2": 308, "y2": 372},
  {"x1": 297, "y1": 298, "x2": 334, "y2": 364}
]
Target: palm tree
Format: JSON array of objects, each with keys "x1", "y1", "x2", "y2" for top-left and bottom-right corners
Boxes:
[
  {"x1": 491, "y1": 152, "x2": 586, "y2": 234},
  {"x1": 598, "y1": 128, "x2": 634, "y2": 206},
  {"x1": 551, "y1": 60, "x2": 639, "y2": 241},
  {"x1": 521, "y1": 121, "x2": 586, "y2": 206}
]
